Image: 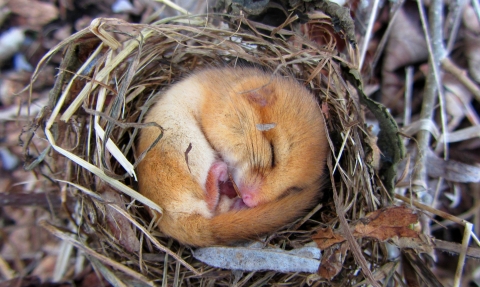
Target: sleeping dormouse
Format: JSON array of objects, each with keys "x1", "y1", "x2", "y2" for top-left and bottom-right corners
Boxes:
[{"x1": 136, "y1": 67, "x2": 328, "y2": 247}]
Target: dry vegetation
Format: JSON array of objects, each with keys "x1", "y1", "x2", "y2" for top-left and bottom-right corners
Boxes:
[{"x1": 0, "y1": 0, "x2": 480, "y2": 286}]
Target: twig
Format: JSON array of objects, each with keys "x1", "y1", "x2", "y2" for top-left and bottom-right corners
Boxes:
[
  {"x1": 359, "y1": 0, "x2": 381, "y2": 69},
  {"x1": 396, "y1": 194, "x2": 466, "y2": 225},
  {"x1": 454, "y1": 223, "x2": 472, "y2": 287},
  {"x1": 431, "y1": 201, "x2": 480, "y2": 232},
  {"x1": 435, "y1": 239, "x2": 480, "y2": 259},
  {"x1": 412, "y1": 0, "x2": 447, "y2": 194},
  {"x1": 446, "y1": 0, "x2": 468, "y2": 52},
  {"x1": 404, "y1": 66, "x2": 414, "y2": 127},
  {"x1": 0, "y1": 192, "x2": 63, "y2": 209},
  {"x1": 442, "y1": 57, "x2": 480, "y2": 101}
]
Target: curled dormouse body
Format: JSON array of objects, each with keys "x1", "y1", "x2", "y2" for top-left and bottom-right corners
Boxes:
[{"x1": 136, "y1": 67, "x2": 328, "y2": 247}]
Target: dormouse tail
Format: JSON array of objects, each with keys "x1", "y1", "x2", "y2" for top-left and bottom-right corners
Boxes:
[
  {"x1": 207, "y1": 183, "x2": 322, "y2": 245},
  {"x1": 157, "y1": 180, "x2": 324, "y2": 247}
]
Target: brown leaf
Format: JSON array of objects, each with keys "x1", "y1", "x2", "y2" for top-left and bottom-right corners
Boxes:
[
  {"x1": 313, "y1": 207, "x2": 432, "y2": 280},
  {"x1": 7, "y1": 0, "x2": 59, "y2": 29},
  {"x1": 312, "y1": 227, "x2": 346, "y2": 249},
  {"x1": 383, "y1": 4, "x2": 428, "y2": 72},
  {"x1": 102, "y1": 186, "x2": 141, "y2": 254},
  {"x1": 313, "y1": 206, "x2": 421, "y2": 250},
  {"x1": 352, "y1": 206, "x2": 419, "y2": 241},
  {"x1": 318, "y1": 242, "x2": 349, "y2": 280}
]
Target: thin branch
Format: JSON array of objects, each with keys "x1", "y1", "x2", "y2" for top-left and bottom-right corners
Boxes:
[
  {"x1": 404, "y1": 66, "x2": 414, "y2": 127},
  {"x1": 359, "y1": 0, "x2": 381, "y2": 69},
  {"x1": 435, "y1": 239, "x2": 480, "y2": 259},
  {"x1": 442, "y1": 57, "x2": 480, "y2": 101},
  {"x1": 454, "y1": 223, "x2": 472, "y2": 287},
  {"x1": 446, "y1": 0, "x2": 468, "y2": 53},
  {"x1": 413, "y1": 0, "x2": 447, "y2": 195}
]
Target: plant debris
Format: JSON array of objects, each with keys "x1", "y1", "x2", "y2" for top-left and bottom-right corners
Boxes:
[
  {"x1": 313, "y1": 206, "x2": 431, "y2": 251},
  {"x1": 0, "y1": 0, "x2": 479, "y2": 286}
]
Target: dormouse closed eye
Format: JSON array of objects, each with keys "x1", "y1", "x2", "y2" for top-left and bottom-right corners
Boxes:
[{"x1": 270, "y1": 141, "x2": 275, "y2": 168}]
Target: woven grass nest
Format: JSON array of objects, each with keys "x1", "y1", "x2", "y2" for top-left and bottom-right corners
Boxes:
[{"x1": 24, "y1": 10, "x2": 413, "y2": 286}]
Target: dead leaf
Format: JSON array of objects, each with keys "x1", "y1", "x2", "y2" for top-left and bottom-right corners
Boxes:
[
  {"x1": 318, "y1": 242, "x2": 348, "y2": 280},
  {"x1": 381, "y1": 3, "x2": 428, "y2": 112},
  {"x1": 7, "y1": 0, "x2": 59, "y2": 29},
  {"x1": 313, "y1": 206, "x2": 423, "y2": 249},
  {"x1": 353, "y1": 206, "x2": 419, "y2": 241},
  {"x1": 102, "y1": 186, "x2": 141, "y2": 254},
  {"x1": 312, "y1": 227, "x2": 345, "y2": 249},
  {"x1": 313, "y1": 207, "x2": 431, "y2": 280}
]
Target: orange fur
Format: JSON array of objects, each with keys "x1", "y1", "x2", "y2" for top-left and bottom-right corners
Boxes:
[{"x1": 136, "y1": 68, "x2": 328, "y2": 247}]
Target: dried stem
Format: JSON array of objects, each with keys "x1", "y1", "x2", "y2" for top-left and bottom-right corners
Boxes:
[
  {"x1": 412, "y1": 0, "x2": 446, "y2": 194},
  {"x1": 359, "y1": 0, "x2": 381, "y2": 69},
  {"x1": 442, "y1": 57, "x2": 480, "y2": 101},
  {"x1": 454, "y1": 223, "x2": 473, "y2": 287}
]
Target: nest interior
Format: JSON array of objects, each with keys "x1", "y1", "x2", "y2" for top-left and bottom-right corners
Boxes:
[{"x1": 26, "y1": 13, "x2": 392, "y2": 286}]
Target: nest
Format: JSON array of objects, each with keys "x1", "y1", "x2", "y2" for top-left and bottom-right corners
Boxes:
[{"x1": 25, "y1": 11, "x2": 402, "y2": 286}]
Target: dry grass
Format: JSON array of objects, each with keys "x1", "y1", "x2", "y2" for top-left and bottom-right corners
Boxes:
[{"x1": 23, "y1": 11, "x2": 413, "y2": 286}]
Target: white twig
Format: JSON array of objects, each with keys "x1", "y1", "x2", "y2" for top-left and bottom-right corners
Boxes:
[
  {"x1": 359, "y1": 0, "x2": 380, "y2": 69},
  {"x1": 404, "y1": 66, "x2": 414, "y2": 127}
]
